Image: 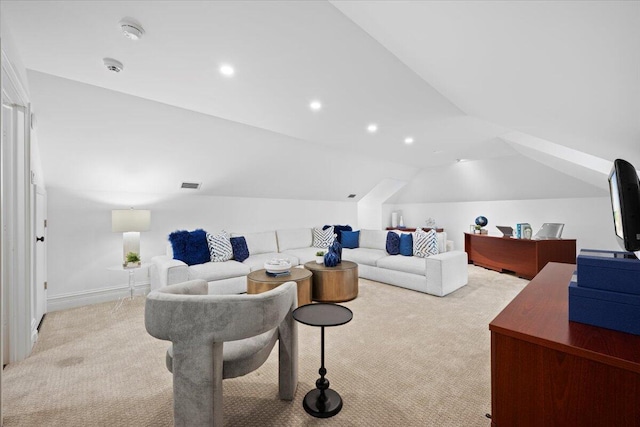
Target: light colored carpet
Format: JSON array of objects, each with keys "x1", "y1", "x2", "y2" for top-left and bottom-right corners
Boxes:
[{"x1": 3, "y1": 265, "x2": 527, "y2": 426}]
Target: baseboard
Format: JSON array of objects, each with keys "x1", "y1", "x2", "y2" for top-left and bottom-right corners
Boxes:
[{"x1": 47, "y1": 280, "x2": 151, "y2": 312}]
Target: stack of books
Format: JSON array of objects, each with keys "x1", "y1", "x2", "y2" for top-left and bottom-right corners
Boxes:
[{"x1": 266, "y1": 270, "x2": 291, "y2": 277}]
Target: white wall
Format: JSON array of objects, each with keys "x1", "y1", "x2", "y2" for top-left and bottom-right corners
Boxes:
[
  {"x1": 46, "y1": 188, "x2": 357, "y2": 310},
  {"x1": 383, "y1": 197, "x2": 619, "y2": 254}
]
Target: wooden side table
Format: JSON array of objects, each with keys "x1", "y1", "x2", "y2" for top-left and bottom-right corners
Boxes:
[
  {"x1": 304, "y1": 261, "x2": 358, "y2": 302},
  {"x1": 247, "y1": 268, "x2": 312, "y2": 307}
]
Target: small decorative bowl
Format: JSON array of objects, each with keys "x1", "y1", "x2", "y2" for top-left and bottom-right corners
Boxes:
[{"x1": 264, "y1": 259, "x2": 291, "y2": 273}]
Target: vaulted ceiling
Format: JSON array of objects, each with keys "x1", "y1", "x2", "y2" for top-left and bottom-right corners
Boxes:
[{"x1": 2, "y1": 1, "x2": 637, "y2": 203}]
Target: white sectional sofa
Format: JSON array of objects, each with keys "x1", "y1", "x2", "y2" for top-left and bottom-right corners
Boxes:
[{"x1": 150, "y1": 228, "x2": 468, "y2": 297}]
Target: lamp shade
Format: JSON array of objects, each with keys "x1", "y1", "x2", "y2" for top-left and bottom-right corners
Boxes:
[{"x1": 112, "y1": 209, "x2": 151, "y2": 232}]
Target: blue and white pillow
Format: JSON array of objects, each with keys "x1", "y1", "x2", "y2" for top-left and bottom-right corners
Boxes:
[
  {"x1": 206, "y1": 230, "x2": 233, "y2": 262},
  {"x1": 413, "y1": 229, "x2": 439, "y2": 258},
  {"x1": 313, "y1": 226, "x2": 335, "y2": 248}
]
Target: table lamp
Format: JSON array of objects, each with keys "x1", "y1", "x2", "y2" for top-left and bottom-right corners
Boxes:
[{"x1": 112, "y1": 208, "x2": 151, "y2": 267}]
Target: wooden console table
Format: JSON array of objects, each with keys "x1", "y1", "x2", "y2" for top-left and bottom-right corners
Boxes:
[
  {"x1": 490, "y1": 263, "x2": 640, "y2": 426},
  {"x1": 464, "y1": 232, "x2": 575, "y2": 279}
]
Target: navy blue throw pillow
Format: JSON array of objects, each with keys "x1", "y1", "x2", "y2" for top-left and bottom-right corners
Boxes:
[
  {"x1": 341, "y1": 230, "x2": 360, "y2": 249},
  {"x1": 230, "y1": 236, "x2": 250, "y2": 262},
  {"x1": 169, "y1": 229, "x2": 210, "y2": 266},
  {"x1": 386, "y1": 232, "x2": 400, "y2": 255},
  {"x1": 399, "y1": 233, "x2": 413, "y2": 256},
  {"x1": 323, "y1": 224, "x2": 352, "y2": 243}
]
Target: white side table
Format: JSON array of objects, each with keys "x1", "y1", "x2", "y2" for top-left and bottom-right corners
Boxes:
[{"x1": 108, "y1": 263, "x2": 151, "y2": 299}]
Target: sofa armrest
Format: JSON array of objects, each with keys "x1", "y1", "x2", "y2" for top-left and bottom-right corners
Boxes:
[
  {"x1": 150, "y1": 255, "x2": 189, "y2": 290},
  {"x1": 425, "y1": 251, "x2": 469, "y2": 296}
]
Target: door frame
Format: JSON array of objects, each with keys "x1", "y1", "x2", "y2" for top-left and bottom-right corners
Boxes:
[{"x1": 1, "y1": 45, "x2": 34, "y2": 426}]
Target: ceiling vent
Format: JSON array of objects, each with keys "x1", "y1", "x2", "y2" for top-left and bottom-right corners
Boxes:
[
  {"x1": 103, "y1": 58, "x2": 123, "y2": 73},
  {"x1": 181, "y1": 182, "x2": 201, "y2": 190},
  {"x1": 347, "y1": 194, "x2": 356, "y2": 198}
]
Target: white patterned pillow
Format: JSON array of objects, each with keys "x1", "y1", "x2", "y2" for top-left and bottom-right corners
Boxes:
[
  {"x1": 413, "y1": 229, "x2": 439, "y2": 258},
  {"x1": 206, "y1": 230, "x2": 233, "y2": 262},
  {"x1": 313, "y1": 226, "x2": 335, "y2": 248}
]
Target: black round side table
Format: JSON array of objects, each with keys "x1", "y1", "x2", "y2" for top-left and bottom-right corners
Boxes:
[{"x1": 292, "y1": 303, "x2": 353, "y2": 418}]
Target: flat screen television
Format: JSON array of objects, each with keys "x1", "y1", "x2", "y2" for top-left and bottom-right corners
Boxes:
[{"x1": 608, "y1": 159, "x2": 640, "y2": 252}]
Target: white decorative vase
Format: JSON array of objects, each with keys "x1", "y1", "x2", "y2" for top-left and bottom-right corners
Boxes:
[
  {"x1": 399, "y1": 215, "x2": 405, "y2": 227},
  {"x1": 391, "y1": 212, "x2": 398, "y2": 228}
]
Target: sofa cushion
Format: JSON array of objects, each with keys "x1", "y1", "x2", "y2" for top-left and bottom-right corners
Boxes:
[
  {"x1": 187, "y1": 260, "x2": 250, "y2": 282},
  {"x1": 341, "y1": 230, "x2": 360, "y2": 249},
  {"x1": 243, "y1": 253, "x2": 300, "y2": 272},
  {"x1": 169, "y1": 229, "x2": 210, "y2": 266},
  {"x1": 400, "y1": 233, "x2": 413, "y2": 256},
  {"x1": 276, "y1": 228, "x2": 312, "y2": 251},
  {"x1": 359, "y1": 229, "x2": 387, "y2": 250},
  {"x1": 232, "y1": 231, "x2": 278, "y2": 255},
  {"x1": 342, "y1": 248, "x2": 387, "y2": 266},
  {"x1": 207, "y1": 230, "x2": 233, "y2": 262},
  {"x1": 386, "y1": 232, "x2": 400, "y2": 255},
  {"x1": 322, "y1": 224, "x2": 352, "y2": 243},
  {"x1": 230, "y1": 236, "x2": 249, "y2": 262},
  {"x1": 376, "y1": 255, "x2": 427, "y2": 276},
  {"x1": 313, "y1": 226, "x2": 334, "y2": 248},
  {"x1": 281, "y1": 247, "x2": 319, "y2": 265}
]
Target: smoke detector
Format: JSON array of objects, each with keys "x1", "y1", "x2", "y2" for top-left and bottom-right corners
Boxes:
[
  {"x1": 103, "y1": 58, "x2": 124, "y2": 73},
  {"x1": 119, "y1": 18, "x2": 145, "y2": 40}
]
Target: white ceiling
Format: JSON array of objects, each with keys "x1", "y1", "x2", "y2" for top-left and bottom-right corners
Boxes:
[{"x1": 2, "y1": 0, "x2": 635, "y2": 203}]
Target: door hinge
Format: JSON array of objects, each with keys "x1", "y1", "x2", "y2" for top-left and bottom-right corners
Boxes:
[
  {"x1": 44, "y1": 219, "x2": 47, "y2": 228},
  {"x1": 44, "y1": 281, "x2": 47, "y2": 290}
]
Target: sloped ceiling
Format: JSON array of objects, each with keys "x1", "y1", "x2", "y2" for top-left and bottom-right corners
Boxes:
[{"x1": 2, "y1": 1, "x2": 635, "y2": 203}]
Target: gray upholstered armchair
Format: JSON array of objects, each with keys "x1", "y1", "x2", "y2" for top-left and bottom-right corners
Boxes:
[{"x1": 145, "y1": 279, "x2": 298, "y2": 426}]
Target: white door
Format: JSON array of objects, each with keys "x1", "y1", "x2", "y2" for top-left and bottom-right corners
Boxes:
[{"x1": 34, "y1": 187, "x2": 47, "y2": 329}]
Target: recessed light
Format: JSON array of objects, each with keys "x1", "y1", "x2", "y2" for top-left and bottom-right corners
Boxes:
[
  {"x1": 367, "y1": 124, "x2": 378, "y2": 133},
  {"x1": 404, "y1": 137, "x2": 414, "y2": 144},
  {"x1": 309, "y1": 100, "x2": 322, "y2": 111},
  {"x1": 119, "y1": 18, "x2": 144, "y2": 40},
  {"x1": 219, "y1": 64, "x2": 235, "y2": 77}
]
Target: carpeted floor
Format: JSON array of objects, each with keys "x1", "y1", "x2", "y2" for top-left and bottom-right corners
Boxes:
[{"x1": 3, "y1": 265, "x2": 527, "y2": 426}]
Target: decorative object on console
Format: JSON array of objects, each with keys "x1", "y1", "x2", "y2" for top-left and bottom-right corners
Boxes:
[
  {"x1": 168, "y1": 229, "x2": 210, "y2": 266},
  {"x1": 340, "y1": 230, "x2": 359, "y2": 249},
  {"x1": 385, "y1": 232, "x2": 400, "y2": 255},
  {"x1": 399, "y1": 215, "x2": 405, "y2": 228},
  {"x1": 425, "y1": 217, "x2": 436, "y2": 228},
  {"x1": 330, "y1": 236, "x2": 343, "y2": 262},
  {"x1": 322, "y1": 224, "x2": 352, "y2": 243},
  {"x1": 391, "y1": 212, "x2": 399, "y2": 228},
  {"x1": 516, "y1": 223, "x2": 532, "y2": 239},
  {"x1": 112, "y1": 208, "x2": 151, "y2": 267},
  {"x1": 399, "y1": 233, "x2": 413, "y2": 256},
  {"x1": 315, "y1": 251, "x2": 325, "y2": 264},
  {"x1": 475, "y1": 216, "x2": 488, "y2": 227},
  {"x1": 313, "y1": 226, "x2": 335, "y2": 248},
  {"x1": 324, "y1": 247, "x2": 340, "y2": 267},
  {"x1": 230, "y1": 236, "x2": 249, "y2": 262},
  {"x1": 206, "y1": 230, "x2": 233, "y2": 262}
]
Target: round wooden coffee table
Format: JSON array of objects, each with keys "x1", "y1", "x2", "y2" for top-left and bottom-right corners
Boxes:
[
  {"x1": 247, "y1": 268, "x2": 312, "y2": 307},
  {"x1": 304, "y1": 261, "x2": 358, "y2": 302}
]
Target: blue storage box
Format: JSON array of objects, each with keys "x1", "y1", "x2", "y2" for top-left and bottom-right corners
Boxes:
[
  {"x1": 576, "y1": 249, "x2": 640, "y2": 295},
  {"x1": 569, "y1": 278, "x2": 640, "y2": 336}
]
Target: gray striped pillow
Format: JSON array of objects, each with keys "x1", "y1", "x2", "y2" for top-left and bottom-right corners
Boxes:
[
  {"x1": 207, "y1": 230, "x2": 233, "y2": 262},
  {"x1": 413, "y1": 229, "x2": 439, "y2": 258},
  {"x1": 313, "y1": 226, "x2": 335, "y2": 248}
]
